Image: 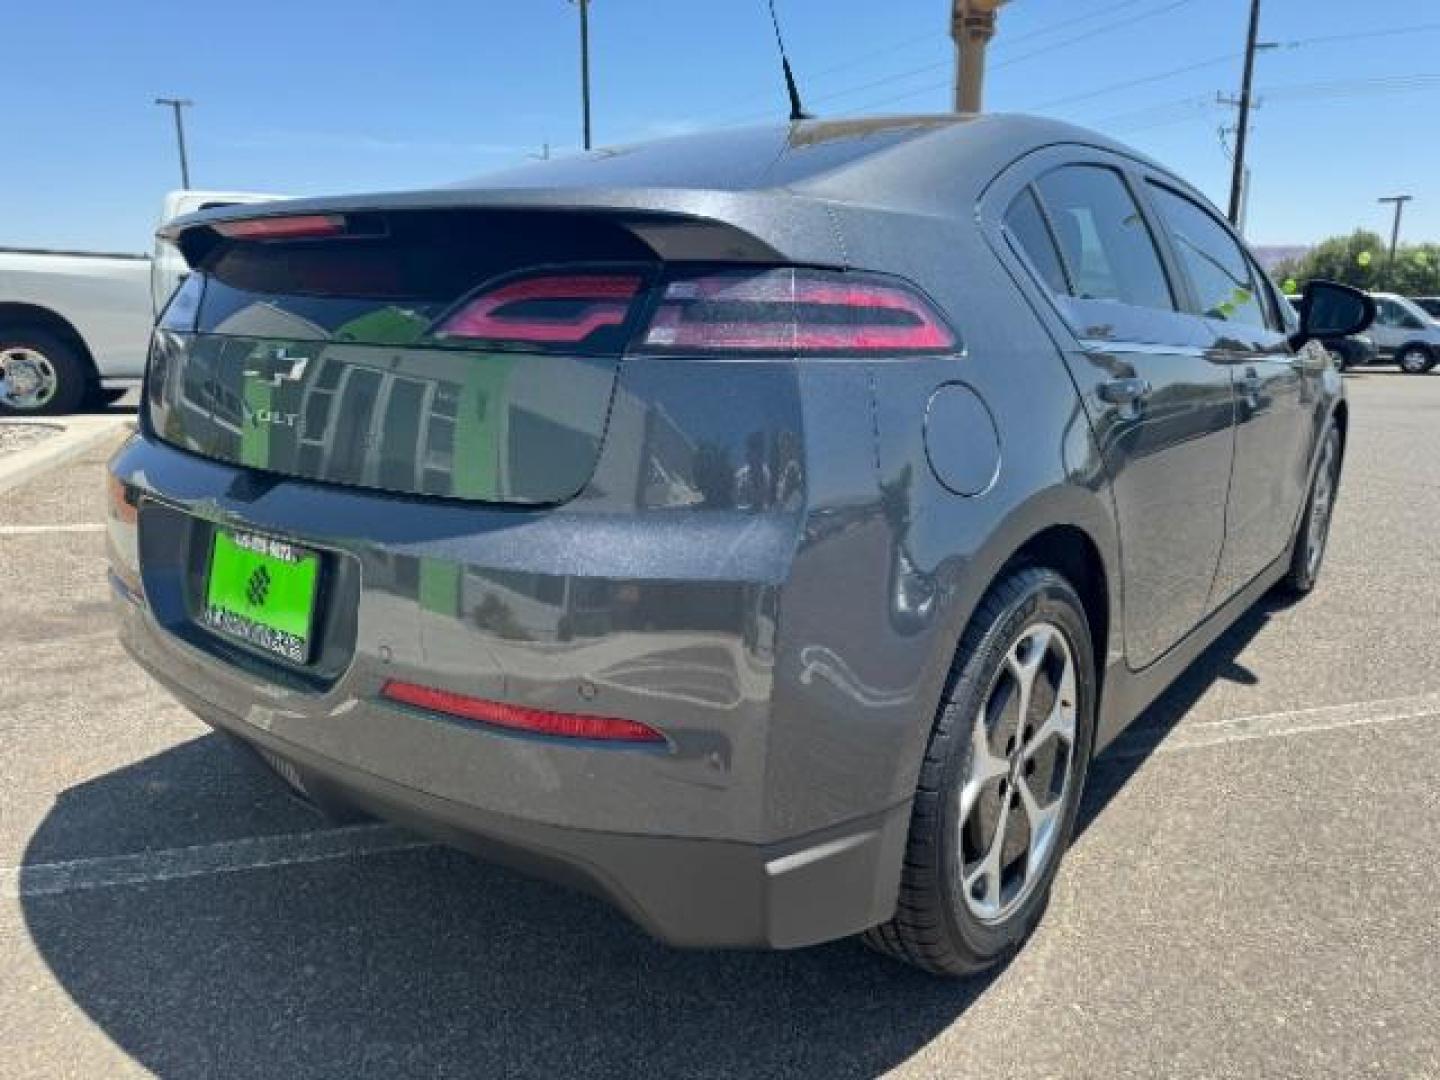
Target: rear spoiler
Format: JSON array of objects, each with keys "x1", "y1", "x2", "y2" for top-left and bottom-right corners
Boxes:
[{"x1": 158, "y1": 187, "x2": 847, "y2": 272}]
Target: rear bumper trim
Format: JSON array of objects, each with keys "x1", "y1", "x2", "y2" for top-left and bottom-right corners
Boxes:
[{"x1": 131, "y1": 644, "x2": 909, "y2": 950}]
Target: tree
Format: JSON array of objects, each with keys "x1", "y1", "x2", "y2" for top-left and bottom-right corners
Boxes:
[{"x1": 1272, "y1": 230, "x2": 1440, "y2": 295}]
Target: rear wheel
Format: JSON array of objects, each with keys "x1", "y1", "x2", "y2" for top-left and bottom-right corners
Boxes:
[
  {"x1": 1397, "y1": 345, "x2": 1434, "y2": 374},
  {"x1": 0, "y1": 328, "x2": 89, "y2": 415},
  {"x1": 864, "y1": 567, "x2": 1096, "y2": 976}
]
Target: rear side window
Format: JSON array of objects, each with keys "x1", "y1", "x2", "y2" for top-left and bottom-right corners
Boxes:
[
  {"x1": 1147, "y1": 184, "x2": 1267, "y2": 329},
  {"x1": 1004, "y1": 188, "x2": 1069, "y2": 294},
  {"x1": 1033, "y1": 165, "x2": 1174, "y2": 311}
]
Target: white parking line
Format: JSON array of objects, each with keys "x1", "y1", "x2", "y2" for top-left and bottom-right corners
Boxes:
[
  {"x1": 1112, "y1": 690, "x2": 1440, "y2": 759},
  {"x1": 0, "y1": 523, "x2": 106, "y2": 535},
  {"x1": 5, "y1": 691, "x2": 1438, "y2": 900},
  {"x1": 3, "y1": 824, "x2": 432, "y2": 900}
]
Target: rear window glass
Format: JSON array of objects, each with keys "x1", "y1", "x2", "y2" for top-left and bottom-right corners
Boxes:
[
  {"x1": 192, "y1": 210, "x2": 656, "y2": 342},
  {"x1": 1034, "y1": 165, "x2": 1174, "y2": 312}
]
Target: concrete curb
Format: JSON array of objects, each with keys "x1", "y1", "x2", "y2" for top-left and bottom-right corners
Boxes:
[{"x1": 0, "y1": 417, "x2": 132, "y2": 500}]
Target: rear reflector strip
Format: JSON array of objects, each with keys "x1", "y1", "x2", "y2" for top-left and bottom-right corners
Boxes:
[
  {"x1": 380, "y1": 680, "x2": 665, "y2": 744},
  {"x1": 213, "y1": 214, "x2": 346, "y2": 240},
  {"x1": 434, "y1": 272, "x2": 643, "y2": 345},
  {"x1": 638, "y1": 268, "x2": 957, "y2": 354}
]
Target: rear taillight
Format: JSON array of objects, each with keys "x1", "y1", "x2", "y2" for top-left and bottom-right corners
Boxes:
[
  {"x1": 213, "y1": 214, "x2": 346, "y2": 240},
  {"x1": 637, "y1": 268, "x2": 957, "y2": 355},
  {"x1": 380, "y1": 680, "x2": 665, "y2": 744},
  {"x1": 434, "y1": 271, "x2": 644, "y2": 347},
  {"x1": 427, "y1": 265, "x2": 955, "y2": 356}
]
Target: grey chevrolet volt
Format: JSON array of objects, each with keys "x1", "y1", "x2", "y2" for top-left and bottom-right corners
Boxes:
[{"x1": 108, "y1": 115, "x2": 1372, "y2": 975}]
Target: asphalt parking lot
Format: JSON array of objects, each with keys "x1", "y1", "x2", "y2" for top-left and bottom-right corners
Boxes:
[{"x1": 2, "y1": 372, "x2": 1438, "y2": 1079}]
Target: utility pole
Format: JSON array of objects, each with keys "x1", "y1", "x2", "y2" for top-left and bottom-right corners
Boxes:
[
  {"x1": 951, "y1": 0, "x2": 1008, "y2": 113},
  {"x1": 1216, "y1": 95, "x2": 1264, "y2": 237},
  {"x1": 573, "y1": 0, "x2": 592, "y2": 150},
  {"x1": 1378, "y1": 195, "x2": 1413, "y2": 289},
  {"x1": 1226, "y1": 0, "x2": 1262, "y2": 225},
  {"x1": 154, "y1": 97, "x2": 193, "y2": 189}
]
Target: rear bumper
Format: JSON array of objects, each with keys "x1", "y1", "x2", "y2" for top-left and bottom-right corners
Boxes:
[
  {"x1": 107, "y1": 416, "x2": 922, "y2": 948},
  {"x1": 119, "y1": 589, "x2": 909, "y2": 948}
]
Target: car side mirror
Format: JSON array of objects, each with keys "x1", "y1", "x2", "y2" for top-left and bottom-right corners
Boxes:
[{"x1": 1293, "y1": 280, "x2": 1375, "y2": 349}]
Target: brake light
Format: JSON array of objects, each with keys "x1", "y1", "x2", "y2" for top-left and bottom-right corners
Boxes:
[
  {"x1": 380, "y1": 680, "x2": 665, "y2": 744},
  {"x1": 213, "y1": 214, "x2": 346, "y2": 240},
  {"x1": 638, "y1": 268, "x2": 957, "y2": 354},
  {"x1": 435, "y1": 272, "x2": 644, "y2": 346}
]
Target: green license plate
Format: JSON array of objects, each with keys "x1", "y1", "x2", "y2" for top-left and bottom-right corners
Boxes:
[{"x1": 203, "y1": 529, "x2": 321, "y2": 664}]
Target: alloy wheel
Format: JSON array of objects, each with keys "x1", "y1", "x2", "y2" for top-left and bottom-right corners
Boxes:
[
  {"x1": 1306, "y1": 432, "x2": 1340, "y2": 578},
  {"x1": 959, "y1": 621, "x2": 1078, "y2": 923},
  {"x1": 0, "y1": 347, "x2": 58, "y2": 411},
  {"x1": 1398, "y1": 347, "x2": 1430, "y2": 374}
]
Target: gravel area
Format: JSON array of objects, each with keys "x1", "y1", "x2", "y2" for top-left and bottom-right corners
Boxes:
[{"x1": 0, "y1": 423, "x2": 61, "y2": 457}]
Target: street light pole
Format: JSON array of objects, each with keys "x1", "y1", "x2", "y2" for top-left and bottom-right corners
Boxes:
[
  {"x1": 575, "y1": 0, "x2": 592, "y2": 150},
  {"x1": 1378, "y1": 194, "x2": 1413, "y2": 290},
  {"x1": 1227, "y1": 0, "x2": 1261, "y2": 225},
  {"x1": 154, "y1": 97, "x2": 193, "y2": 189}
]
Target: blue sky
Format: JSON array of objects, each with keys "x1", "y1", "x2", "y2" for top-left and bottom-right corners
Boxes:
[{"x1": 4, "y1": 0, "x2": 1437, "y2": 252}]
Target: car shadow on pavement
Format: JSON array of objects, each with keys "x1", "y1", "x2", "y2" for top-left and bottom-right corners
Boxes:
[
  {"x1": 1076, "y1": 595, "x2": 1278, "y2": 837},
  {"x1": 20, "y1": 599, "x2": 1280, "y2": 1079}
]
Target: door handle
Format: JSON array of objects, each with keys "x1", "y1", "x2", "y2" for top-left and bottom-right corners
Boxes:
[{"x1": 1098, "y1": 377, "x2": 1152, "y2": 405}]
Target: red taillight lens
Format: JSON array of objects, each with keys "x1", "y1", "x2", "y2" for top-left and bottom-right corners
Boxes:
[
  {"x1": 213, "y1": 214, "x2": 346, "y2": 240},
  {"x1": 434, "y1": 272, "x2": 644, "y2": 347},
  {"x1": 638, "y1": 268, "x2": 957, "y2": 355},
  {"x1": 380, "y1": 680, "x2": 665, "y2": 744}
]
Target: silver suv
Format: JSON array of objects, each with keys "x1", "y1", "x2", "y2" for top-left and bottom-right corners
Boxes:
[{"x1": 1370, "y1": 292, "x2": 1440, "y2": 373}]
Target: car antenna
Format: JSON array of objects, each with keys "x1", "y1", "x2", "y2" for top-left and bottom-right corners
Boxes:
[{"x1": 766, "y1": 0, "x2": 812, "y2": 121}]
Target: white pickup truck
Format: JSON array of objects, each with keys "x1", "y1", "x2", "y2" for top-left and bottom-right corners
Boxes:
[{"x1": 0, "y1": 190, "x2": 277, "y2": 414}]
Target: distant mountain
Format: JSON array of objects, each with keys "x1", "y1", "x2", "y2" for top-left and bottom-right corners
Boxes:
[{"x1": 1251, "y1": 245, "x2": 1310, "y2": 273}]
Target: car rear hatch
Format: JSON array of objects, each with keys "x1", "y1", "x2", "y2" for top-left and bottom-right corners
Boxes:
[{"x1": 146, "y1": 202, "x2": 814, "y2": 505}]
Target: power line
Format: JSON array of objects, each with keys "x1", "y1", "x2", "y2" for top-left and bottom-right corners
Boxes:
[
  {"x1": 1018, "y1": 20, "x2": 1440, "y2": 117},
  {"x1": 838, "y1": 0, "x2": 1199, "y2": 114},
  {"x1": 702, "y1": 0, "x2": 1168, "y2": 120},
  {"x1": 1099, "y1": 72, "x2": 1440, "y2": 135},
  {"x1": 1022, "y1": 53, "x2": 1236, "y2": 113},
  {"x1": 712, "y1": 0, "x2": 1196, "y2": 125},
  {"x1": 991, "y1": 0, "x2": 1195, "y2": 71},
  {"x1": 841, "y1": 17, "x2": 1440, "y2": 120}
]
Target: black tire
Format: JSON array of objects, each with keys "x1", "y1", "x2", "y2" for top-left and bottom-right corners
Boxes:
[
  {"x1": 1396, "y1": 344, "x2": 1434, "y2": 375},
  {"x1": 864, "y1": 566, "x2": 1096, "y2": 976},
  {"x1": 0, "y1": 326, "x2": 89, "y2": 415},
  {"x1": 1280, "y1": 422, "x2": 1341, "y2": 596}
]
